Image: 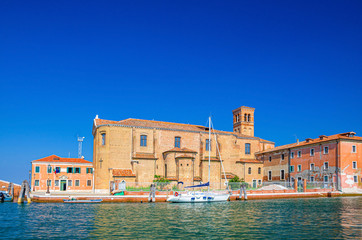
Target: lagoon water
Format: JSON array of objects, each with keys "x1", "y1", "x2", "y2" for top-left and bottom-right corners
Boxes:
[{"x1": 0, "y1": 197, "x2": 361, "y2": 239}]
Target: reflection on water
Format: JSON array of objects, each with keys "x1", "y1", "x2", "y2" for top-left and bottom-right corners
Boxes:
[{"x1": 0, "y1": 197, "x2": 361, "y2": 239}]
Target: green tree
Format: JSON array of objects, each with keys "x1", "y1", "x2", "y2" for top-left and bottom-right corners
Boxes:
[{"x1": 153, "y1": 175, "x2": 170, "y2": 190}]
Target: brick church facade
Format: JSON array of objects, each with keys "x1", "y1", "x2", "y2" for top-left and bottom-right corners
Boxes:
[{"x1": 92, "y1": 106, "x2": 274, "y2": 193}]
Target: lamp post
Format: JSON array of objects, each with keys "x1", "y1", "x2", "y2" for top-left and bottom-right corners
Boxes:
[{"x1": 46, "y1": 164, "x2": 51, "y2": 194}]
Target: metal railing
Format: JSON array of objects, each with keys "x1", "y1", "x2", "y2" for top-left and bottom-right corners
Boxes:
[{"x1": 110, "y1": 180, "x2": 335, "y2": 192}]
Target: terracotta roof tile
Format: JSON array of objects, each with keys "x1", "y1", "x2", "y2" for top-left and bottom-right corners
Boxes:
[
  {"x1": 193, "y1": 176, "x2": 202, "y2": 181},
  {"x1": 133, "y1": 153, "x2": 157, "y2": 159},
  {"x1": 112, "y1": 169, "x2": 136, "y2": 177},
  {"x1": 94, "y1": 118, "x2": 264, "y2": 140},
  {"x1": 236, "y1": 159, "x2": 262, "y2": 164},
  {"x1": 32, "y1": 155, "x2": 92, "y2": 164},
  {"x1": 256, "y1": 132, "x2": 362, "y2": 154},
  {"x1": 201, "y1": 157, "x2": 221, "y2": 161},
  {"x1": 175, "y1": 154, "x2": 195, "y2": 159},
  {"x1": 166, "y1": 177, "x2": 178, "y2": 181},
  {"x1": 164, "y1": 147, "x2": 197, "y2": 153}
]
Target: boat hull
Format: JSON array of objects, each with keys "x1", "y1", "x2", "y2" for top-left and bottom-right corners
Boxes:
[{"x1": 167, "y1": 192, "x2": 229, "y2": 203}]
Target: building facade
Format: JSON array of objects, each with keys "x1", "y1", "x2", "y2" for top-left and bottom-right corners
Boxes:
[
  {"x1": 31, "y1": 155, "x2": 94, "y2": 193},
  {"x1": 92, "y1": 106, "x2": 274, "y2": 193},
  {"x1": 256, "y1": 132, "x2": 362, "y2": 192}
]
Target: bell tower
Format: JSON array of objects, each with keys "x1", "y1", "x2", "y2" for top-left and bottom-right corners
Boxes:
[{"x1": 232, "y1": 106, "x2": 255, "y2": 136}]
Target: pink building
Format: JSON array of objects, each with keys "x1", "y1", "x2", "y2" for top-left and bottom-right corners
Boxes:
[{"x1": 256, "y1": 132, "x2": 362, "y2": 192}]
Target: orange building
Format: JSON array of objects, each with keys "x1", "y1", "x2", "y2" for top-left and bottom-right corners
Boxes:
[
  {"x1": 31, "y1": 155, "x2": 94, "y2": 193},
  {"x1": 256, "y1": 132, "x2": 362, "y2": 192}
]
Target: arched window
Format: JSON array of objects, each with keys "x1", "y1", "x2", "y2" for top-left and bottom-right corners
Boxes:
[
  {"x1": 244, "y1": 114, "x2": 247, "y2": 121},
  {"x1": 248, "y1": 167, "x2": 251, "y2": 174},
  {"x1": 247, "y1": 114, "x2": 251, "y2": 122},
  {"x1": 258, "y1": 167, "x2": 261, "y2": 174}
]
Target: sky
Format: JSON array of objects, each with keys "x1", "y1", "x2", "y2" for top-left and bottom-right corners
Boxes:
[{"x1": 1, "y1": 0, "x2": 361, "y2": 184}]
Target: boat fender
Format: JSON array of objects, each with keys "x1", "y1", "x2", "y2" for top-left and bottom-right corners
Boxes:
[{"x1": 175, "y1": 192, "x2": 179, "y2": 197}]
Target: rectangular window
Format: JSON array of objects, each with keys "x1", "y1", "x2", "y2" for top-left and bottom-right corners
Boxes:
[
  {"x1": 35, "y1": 180, "x2": 39, "y2": 186},
  {"x1": 269, "y1": 156, "x2": 272, "y2": 162},
  {"x1": 352, "y1": 161, "x2": 357, "y2": 169},
  {"x1": 175, "y1": 137, "x2": 181, "y2": 148},
  {"x1": 310, "y1": 149, "x2": 314, "y2": 156},
  {"x1": 74, "y1": 167, "x2": 81, "y2": 174},
  {"x1": 310, "y1": 163, "x2": 315, "y2": 171},
  {"x1": 324, "y1": 162, "x2": 329, "y2": 170},
  {"x1": 248, "y1": 167, "x2": 252, "y2": 174},
  {"x1": 87, "y1": 180, "x2": 92, "y2": 186},
  {"x1": 281, "y1": 154, "x2": 284, "y2": 160},
  {"x1": 55, "y1": 180, "x2": 59, "y2": 187},
  {"x1": 323, "y1": 146, "x2": 329, "y2": 154},
  {"x1": 280, "y1": 170, "x2": 285, "y2": 180},
  {"x1": 291, "y1": 152, "x2": 294, "y2": 159},
  {"x1": 47, "y1": 165, "x2": 52, "y2": 173},
  {"x1": 268, "y1": 171, "x2": 272, "y2": 181},
  {"x1": 324, "y1": 175, "x2": 328, "y2": 183},
  {"x1": 290, "y1": 165, "x2": 294, "y2": 173},
  {"x1": 297, "y1": 151, "x2": 301, "y2": 158},
  {"x1": 245, "y1": 143, "x2": 251, "y2": 155},
  {"x1": 101, "y1": 133, "x2": 106, "y2": 145},
  {"x1": 258, "y1": 180, "x2": 262, "y2": 185},
  {"x1": 47, "y1": 180, "x2": 51, "y2": 186},
  {"x1": 310, "y1": 176, "x2": 314, "y2": 182},
  {"x1": 86, "y1": 168, "x2": 93, "y2": 174},
  {"x1": 35, "y1": 166, "x2": 40, "y2": 173},
  {"x1": 206, "y1": 139, "x2": 211, "y2": 151},
  {"x1": 258, "y1": 167, "x2": 261, "y2": 174},
  {"x1": 297, "y1": 165, "x2": 302, "y2": 172},
  {"x1": 352, "y1": 145, "x2": 356, "y2": 153},
  {"x1": 140, "y1": 135, "x2": 147, "y2": 147},
  {"x1": 354, "y1": 176, "x2": 358, "y2": 183},
  {"x1": 55, "y1": 167, "x2": 60, "y2": 173},
  {"x1": 75, "y1": 180, "x2": 80, "y2": 187},
  {"x1": 67, "y1": 167, "x2": 73, "y2": 173},
  {"x1": 68, "y1": 180, "x2": 72, "y2": 187}
]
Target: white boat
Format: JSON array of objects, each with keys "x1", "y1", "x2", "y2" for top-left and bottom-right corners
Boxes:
[
  {"x1": 0, "y1": 191, "x2": 13, "y2": 202},
  {"x1": 167, "y1": 117, "x2": 230, "y2": 203}
]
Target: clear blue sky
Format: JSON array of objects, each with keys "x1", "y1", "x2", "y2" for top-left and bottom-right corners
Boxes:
[{"x1": 1, "y1": 0, "x2": 361, "y2": 184}]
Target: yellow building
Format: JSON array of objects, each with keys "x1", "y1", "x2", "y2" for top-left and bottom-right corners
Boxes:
[{"x1": 92, "y1": 106, "x2": 274, "y2": 193}]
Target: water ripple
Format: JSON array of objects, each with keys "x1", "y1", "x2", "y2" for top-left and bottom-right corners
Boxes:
[{"x1": 0, "y1": 197, "x2": 361, "y2": 239}]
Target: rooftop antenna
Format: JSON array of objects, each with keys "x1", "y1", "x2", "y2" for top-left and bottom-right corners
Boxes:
[{"x1": 78, "y1": 137, "x2": 85, "y2": 158}]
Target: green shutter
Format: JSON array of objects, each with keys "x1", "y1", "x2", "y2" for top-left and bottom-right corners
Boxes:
[{"x1": 79, "y1": 168, "x2": 81, "y2": 173}]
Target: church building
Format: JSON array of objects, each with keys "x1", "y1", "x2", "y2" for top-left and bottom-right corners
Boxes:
[{"x1": 92, "y1": 106, "x2": 274, "y2": 193}]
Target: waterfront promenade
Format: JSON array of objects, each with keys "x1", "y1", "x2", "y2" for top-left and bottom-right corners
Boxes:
[{"x1": 29, "y1": 189, "x2": 361, "y2": 203}]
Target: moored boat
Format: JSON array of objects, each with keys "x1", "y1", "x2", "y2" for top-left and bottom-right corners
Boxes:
[{"x1": 167, "y1": 117, "x2": 230, "y2": 203}]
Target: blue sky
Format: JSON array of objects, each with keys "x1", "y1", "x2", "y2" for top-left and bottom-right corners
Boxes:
[{"x1": 1, "y1": 0, "x2": 361, "y2": 183}]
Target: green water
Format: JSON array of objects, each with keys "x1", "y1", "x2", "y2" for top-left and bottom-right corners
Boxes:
[{"x1": 0, "y1": 197, "x2": 361, "y2": 239}]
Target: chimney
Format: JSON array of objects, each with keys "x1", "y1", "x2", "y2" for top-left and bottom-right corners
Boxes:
[
  {"x1": 297, "y1": 139, "x2": 299, "y2": 144},
  {"x1": 319, "y1": 135, "x2": 327, "y2": 140}
]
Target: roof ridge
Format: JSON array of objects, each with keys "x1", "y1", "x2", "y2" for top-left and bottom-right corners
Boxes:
[{"x1": 120, "y1": 118, "x2": 206, "y2": 128}]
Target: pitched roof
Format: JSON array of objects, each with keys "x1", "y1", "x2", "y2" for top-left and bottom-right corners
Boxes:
[
  {"x1": 236, "y1": 159, "x2": 262, "y2": 164},
  {"x1": 133, "y1": 153, "x2": 158, "y2": 159},
  {"x1": 112, "y1": 169, "x2": 136, "y2": 177},
  {"x1": 94, "y1": 117, "x2": 269, "y2": 141},
  {"x1": 164, "y1": 147, "x2": 197, "y2": 154},
  {"x1": 256, "y1": 132, "x2": 362, "y2": 154},
  {"x1": 32, "y1": 155, "x2": 92, "y2": 164}
]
